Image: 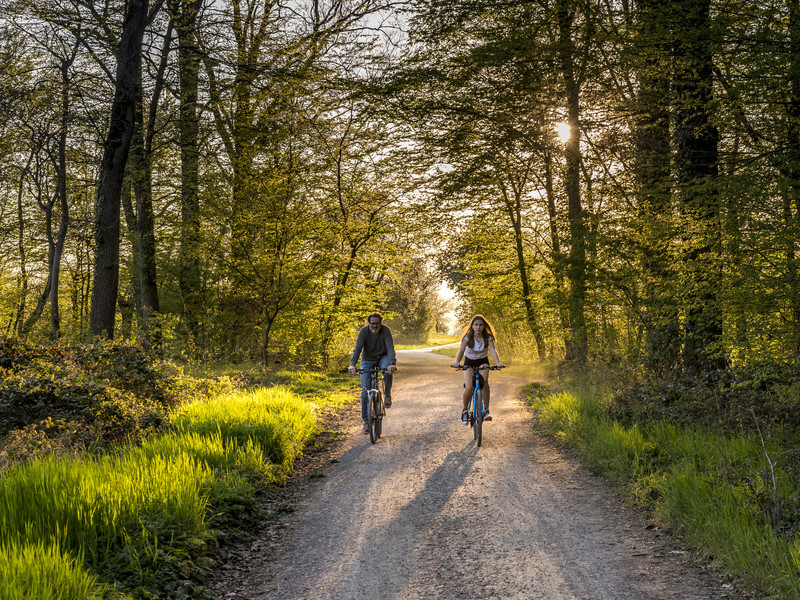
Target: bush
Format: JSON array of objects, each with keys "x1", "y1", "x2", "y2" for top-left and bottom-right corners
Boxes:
[
  {"x1": 609, "y1": 362, "x2": 800, "y2": 440},
  {"x1": 0, "y1": 341, "x2": 187, "y2": 465}
]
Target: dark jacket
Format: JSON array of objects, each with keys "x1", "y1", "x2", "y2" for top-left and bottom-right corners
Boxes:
[{"x1": 350, "y1": 324, "x2": 396, "y2": 365}]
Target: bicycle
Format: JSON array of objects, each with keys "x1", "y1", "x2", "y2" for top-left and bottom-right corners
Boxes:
[
  {"x1": 353, "y1": 366, "x2": 390, "y2": 444},
  {"x1": 452, "y1": 364, "x2": 504, "y2": 447}
]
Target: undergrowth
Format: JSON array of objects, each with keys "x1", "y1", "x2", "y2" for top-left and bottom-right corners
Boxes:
[
  {"x1": 524, "y1": 375, "x2": 800, "y2": 599},
  {"x1": 0, "y1": 340, "x2": 351, "y2": 599},
  {"x1": 0, "y1": 340, "x2": 200, "y2": 466}
]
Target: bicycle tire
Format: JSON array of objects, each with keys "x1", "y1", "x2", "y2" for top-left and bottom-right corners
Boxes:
[
  {"x1": 368, "y1": 390, "x2": 379, "y2": 444},
  {"x1": 474, "y1": 387, "x2": 483, "y2": 447},
  {"x1": 375, "y1": 393, "x2": 383, "y2": 438}
]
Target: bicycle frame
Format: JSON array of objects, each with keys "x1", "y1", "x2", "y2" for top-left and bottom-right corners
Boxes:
[
  {"x1": 453, "y1": 364, "x2": 503, "y2": 447},
  {"x1": 354, "y1": 365, "x2": 387, "y2": 444}
]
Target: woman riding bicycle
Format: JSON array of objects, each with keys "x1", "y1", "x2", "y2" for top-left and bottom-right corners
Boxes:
[{"x1": 451, "y1": 314, "x2": 505, "y2": 425}]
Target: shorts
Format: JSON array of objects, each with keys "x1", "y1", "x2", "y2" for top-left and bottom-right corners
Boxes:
[{"x1": 463, "y1": 356, "x2": 489, "y2": 369}]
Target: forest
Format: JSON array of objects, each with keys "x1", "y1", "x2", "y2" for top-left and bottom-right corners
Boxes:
[
  {"x1": 2, "y1": 0, "x2": 800, "y2": 380},
  {"x1": 2, "y1": 0, "x2": 800, "y2": 597}
]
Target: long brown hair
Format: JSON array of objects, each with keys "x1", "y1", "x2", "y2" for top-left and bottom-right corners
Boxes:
[{"x1": 462, "y1": 314, "x2": 496, "y2": 349}]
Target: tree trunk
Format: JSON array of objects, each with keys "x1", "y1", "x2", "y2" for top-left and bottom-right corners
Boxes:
[
  {"x1": 20, "y1": 281, "x2": 51, "y2": 338},
  {"x1": 785, "y1": 0, "x2": 800, "y2": 350},
  {"x1": 13, "y1": 152, "x2": 35, "y2": 337},
  {"x1": 557, "y1": 0, "x2": 587, "y2": 363},
  {"x1": 172, "y1": 0, "x2": 203, "y2": 346},
  {"x1": 262, "y1": 310, "x2": 277, "y2": 366},
  {"x1": 89, "y1": 0, "x2": 152, "y2": 340},
  {"x1": 498, "y1": 178, "x2": 547, "y2": 361},
  {"x1": 635, "y1": 0, "x2": 679, "y2": 373},
  {"x1": 50, "y1": 59, "x2": 72, "y2": 340},
  {"x1": 672, "y1": 0, "x2": 723, "y2": 373},
  {"x1": 321, "y1": 247, "x2": 358, "y2": 368},
  {"x1": 24, "y1": 164, "x2": 57, "y2": 338},
  {"x1": 127, "y1": 20, "x2": 170, "y2": 350},
  {"x1": 543, "y1": 148, "x2": 572, "y2": 358}
]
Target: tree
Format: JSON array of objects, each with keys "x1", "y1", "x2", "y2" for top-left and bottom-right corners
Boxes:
[
  {"x1": 392, "y1": 0, "x2": 597, "y2": 361},
  {"x1": 123, "y1": 13, "x2": 174, "y2": 349},
  {"x1": 672, "y1": 0, "x2": 723, "y2": 373},
  {"x1": 556, "y1": 0, "x2": 590, "y2": 363},
  {"x1": 168, "y1": 0, "x2": 203, "y2": 345},
  {"x1": 633, "y1": 0, "x2": 679, "y2": 372},
  {"x1": 90, "y1": 0, "x2": 160, "y2": 339}
]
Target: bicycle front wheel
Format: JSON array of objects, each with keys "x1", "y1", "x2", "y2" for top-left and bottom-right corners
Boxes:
[
  {"x1": 375, "y1": 393, "x2": 383, "y2": 438},
  {"x1": 368, "y1": 390, "x2": 379, "y2": 444},
  {"x1": 474, "y1": 387, "x2": 483, "y2": 447}
]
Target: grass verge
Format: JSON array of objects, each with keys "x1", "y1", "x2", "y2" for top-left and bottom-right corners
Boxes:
[
  {"x1": 0, "y1": 385, "x2": 323, "y2": 599},
  {"x1": 523, "y1": 381, "x2": 800, "y2": 599}
]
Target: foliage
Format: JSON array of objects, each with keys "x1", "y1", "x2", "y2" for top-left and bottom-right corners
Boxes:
[
  {"x1": 610, "y1": 362, "x2": 800, "y2": 441},
  {"x1": 0, "y1": 384, "x2": 319, "y2": 598},
  {"x1": 525, "y1": 378, "x2": 800, "y2": 598},
  {"x1": 0, "y1": 341, "x2": 193, "y2": 464}
]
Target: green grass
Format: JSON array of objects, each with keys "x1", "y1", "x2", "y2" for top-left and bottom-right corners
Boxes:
[
  {"x1": 171, "y1": 386, "x2": 318, "y2": 477},
  {"x1": 0, "y1": 450, "x2": 211, "y2": 564},
  {"x1": 0, "y1": 541, "x2": 101, "y2": 600},
  {"x1": 431, "y1": 346, "x2": 459, "y2": 357},
  {"x1": 525, "y1": 383, "x2": 800, "y2": 598},
  {"x1": 181, "y1": 363, "x2": 357, "y2": 398},
  {"x1": 0, "y1": 385, "x2": 320, "y2": 598}
]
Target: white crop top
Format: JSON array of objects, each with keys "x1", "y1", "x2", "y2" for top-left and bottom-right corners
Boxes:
[{"x1": 464, "y1": 335, "x2": 492, "y2": 360}]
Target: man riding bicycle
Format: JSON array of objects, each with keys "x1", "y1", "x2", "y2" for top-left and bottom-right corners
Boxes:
[{"x1": 348, "y1": 313, "x2": 397, "y2": 434}]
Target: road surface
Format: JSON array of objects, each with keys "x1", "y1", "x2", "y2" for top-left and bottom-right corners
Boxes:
[{"x1": 211, "y1": 348, "x2": 749, "y2": 600}]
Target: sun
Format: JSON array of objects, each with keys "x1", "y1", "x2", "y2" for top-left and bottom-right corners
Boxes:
[{"x1": 556, "y1": 122, "x2": 571, "y2": 143}]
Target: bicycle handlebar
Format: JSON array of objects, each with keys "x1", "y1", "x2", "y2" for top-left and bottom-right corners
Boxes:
[
  {"x1": 351, "y1": 367, "x2": 396, "y2": 374},
  {"x1": 451, "y1": 365, "x2": 504, "y2": 371}
]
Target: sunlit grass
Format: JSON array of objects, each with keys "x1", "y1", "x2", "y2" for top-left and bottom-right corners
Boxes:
[
  {"x1": 0, "y1": 450, "x2": 212, "y2": 569},
  {"x1": 180, "y1": 363, "x2": 358, "y2": 402},
  {"x1": 0, "y1": 384, "x2": 319, "y2": 597},
  {"x1": 171, "y1": 386, "x2": 318, "y2": 476},
  {"x1": 0, "y1": 541, "x2": 102, "y2": 600},
  {"x1": 525, "y1": 383, "x2": 800, "y2": 598},
  {"x1": 272, "y1": 370, "x2": 357, "y2": 402},
  {"x1": 395, "y1": 334, "x2": 461, "y2": 350}
]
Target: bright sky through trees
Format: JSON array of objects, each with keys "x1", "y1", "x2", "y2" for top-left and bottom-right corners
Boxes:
[{"x1": 556, "y1": 122, "x2": 570, "y2": 144}]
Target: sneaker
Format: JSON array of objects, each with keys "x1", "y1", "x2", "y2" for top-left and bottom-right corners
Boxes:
[
  {"x1": 461, "y1": 409, "x2": 469, "y2": 426},
  {"x1": 384, "y1": 395, "x2": 392, "y2": 408},
  {"x1": 362, "y1": 421, "x2": 369, "y2": 434},
  {"x1": 484, "y1": 409, "x2": 492, "y2": 422}
]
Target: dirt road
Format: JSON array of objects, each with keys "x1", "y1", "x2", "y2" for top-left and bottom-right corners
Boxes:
[{"x1": 213, "y1": 348, "x2": 749, "y2": 600}]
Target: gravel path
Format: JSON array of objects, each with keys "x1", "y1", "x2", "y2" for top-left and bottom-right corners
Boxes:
[{"x1": 211, "y1": 348, "x2": 752, "y2": 600}]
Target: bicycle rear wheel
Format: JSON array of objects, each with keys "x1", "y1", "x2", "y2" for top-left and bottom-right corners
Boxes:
[
  {"x1": 368, "y1": 391, "x2": 379, "y2": 444},
  {"x1": 474, "y1": 387, "x2": 483, "y2": 446}
]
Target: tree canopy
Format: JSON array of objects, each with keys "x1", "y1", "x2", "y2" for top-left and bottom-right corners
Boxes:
[{"x1": 1, "y1": 0, "x2": 799, "y2": 374}]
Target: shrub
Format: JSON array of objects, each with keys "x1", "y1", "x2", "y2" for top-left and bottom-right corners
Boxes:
[
  {"x1": 0, "y1": 341, "x2": 188, "y2": 465},
  {"x1": 609, "y1": 362, "x2": 800, "y2": 440}
]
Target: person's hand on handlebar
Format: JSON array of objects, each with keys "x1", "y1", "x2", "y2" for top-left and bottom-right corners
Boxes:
[
  {"x1": 387, "y1": 365, "x2": 397, "y2": 374},
  {"x1": 451, "y1": 361, "x2": 461, "y2": 369},
  {"x1": 348, "y1": 364, "x2": 356, "y2": 375}
]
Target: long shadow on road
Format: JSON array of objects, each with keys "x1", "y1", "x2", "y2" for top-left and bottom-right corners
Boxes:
[{"x1": 326, "y1": 442, "x2": 481, "y2": 600}]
